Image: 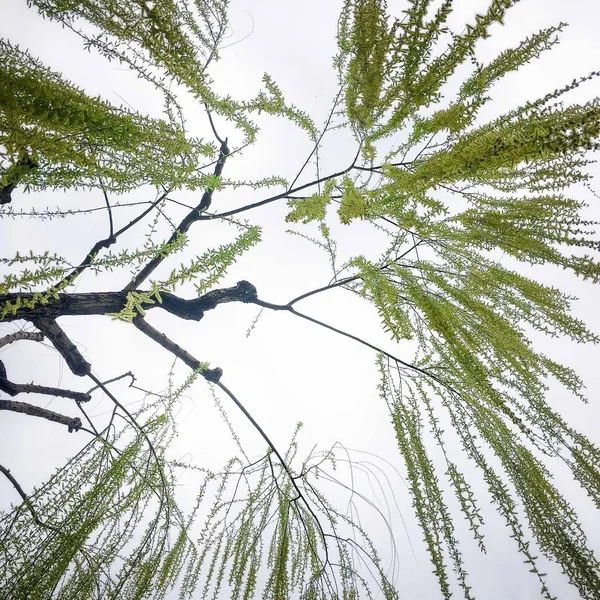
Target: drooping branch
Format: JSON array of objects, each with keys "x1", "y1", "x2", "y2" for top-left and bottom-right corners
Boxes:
[
  {"x1": 0, "y1": 330, "x2": 44, "y2": 348},
  {"x1": 0, "y1": 464, "x2": 58, "y2": 531},
  {"x1": 0, "y1": 399, "x2": 82, "y2": 432},
  {"x1": 124, "y1": 138, "x2": 230, "y2": 291},
  {"x1": 126, "y1": 311, "x2": 332, "y2": 564}
]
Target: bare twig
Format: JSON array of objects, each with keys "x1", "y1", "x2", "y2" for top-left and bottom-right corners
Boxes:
[
  {"x1": 86, "y1": 371, "x2": 135, "y2": 395},
  {"x1": 0, "y1": 464, "x2": 59, "y2": 531},
  {"x1": 199, "y1": 150, "x2": 361, "y2": 221},
  {"x1": 57, "y1": 189, "x2": 170, "y2": 288}
]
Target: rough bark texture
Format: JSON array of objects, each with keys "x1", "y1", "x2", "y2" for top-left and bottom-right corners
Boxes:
[
  {"x1": 0, "y1": 331, "x2": 44, "y2": 348},
  {"x1": 0, "y1": 399, "x2": 82, "y2": 431},
  {"x1": 34, "y1": 317, "x2": 91, "y2": 376},
  {"x1": 0, "y1": 280, "x2": 257, "y2": 323}
]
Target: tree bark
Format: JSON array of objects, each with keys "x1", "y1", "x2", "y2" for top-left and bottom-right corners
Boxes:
[
  {"x1": 0, "y1": 399, "x2": 82, "y2": 432},
  {"x1": 0, "y1": 280, "x2": 257, "y2": 323}
]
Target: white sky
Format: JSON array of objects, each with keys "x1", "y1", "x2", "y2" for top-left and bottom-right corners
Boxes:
[{"x1": 1, "y1": 0, "x2": 600, "y2": 598}]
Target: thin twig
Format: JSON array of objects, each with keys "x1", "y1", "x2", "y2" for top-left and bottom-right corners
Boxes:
[
  {"x1": 86, "y1": 371, "x2": 135, "y2": 395},
  {"x1": 0, "y1": 464, "x2": 59, "y2": 531}
]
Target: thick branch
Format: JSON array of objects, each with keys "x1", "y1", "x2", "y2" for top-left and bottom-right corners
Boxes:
[
  {"x1": 0, "y1": 331, "x2": 44, "y2": 348},
  {"x1": 33, "y1": 317, "x2": 91, "y2": 376},
  {"x1": 132, "y1": 317, "x2": 223, "y2": 382},
  {"x1": 124, "y1": 139, "x2": 230, "y2": 291},
  {"x1": 0, "y1": 399, "x2": 82, "y2": 432},
  {"x1": 0, "y1": 153, "x2": 38, "y2": 205},
  {"x1": 0, "y1": 281, "x2": 257, "y2": 323}
]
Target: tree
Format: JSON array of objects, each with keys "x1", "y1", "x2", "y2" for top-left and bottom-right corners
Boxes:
[{"x1": 1, "y1": 0, "x2": 600, "y2": 598}]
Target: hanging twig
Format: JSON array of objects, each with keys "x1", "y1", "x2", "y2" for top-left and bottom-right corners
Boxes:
[{"x1": 0, "y1": 464, "x2": 59, "y2": 532}]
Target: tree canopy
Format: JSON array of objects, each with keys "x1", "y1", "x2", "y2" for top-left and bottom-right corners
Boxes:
[{"x1": 1, "y1": 0, "x2": 600, "y2": 599}]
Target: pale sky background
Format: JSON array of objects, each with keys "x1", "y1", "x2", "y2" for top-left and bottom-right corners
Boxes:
[{"x1": 1, "y1": 0, "x2": 600, "y2": 598}]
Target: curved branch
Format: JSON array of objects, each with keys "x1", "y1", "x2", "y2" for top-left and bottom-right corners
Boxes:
[{"x1": 0, "y1": 331, "x2": 44, "y2": 348}]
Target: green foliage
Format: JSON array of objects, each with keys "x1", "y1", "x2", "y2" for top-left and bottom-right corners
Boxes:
[
  {"x1": 2, "y1": 0, "x2": 600, "y2": 599},
  {"x1": 0, "y1": 40, "x2": 213, "y2": 192}
]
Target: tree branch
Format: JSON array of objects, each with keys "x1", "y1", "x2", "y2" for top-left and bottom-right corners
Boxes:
[
  {"x1": 32, "y1": 317, "x2": 91, "y2": 376},
  {"x1": 56, "y1": 189, "x2": 170, "y2": 288},
  {"x1": 124, "y1": 139, "x2": 230, "y2": 291},
  {"x1": 132, "y1": 317, "x2": 223, "y2": 383},
  {"x1": 1, "y1": 281, "x2": 258, "y2": 323},
  {"x1": 0, "y1": 360, "x2": 91, "y2": 402},
  {"x1": 0, "y1": 464, "x2": 59, "y2": 531},
  {"x1": 85, "y1": 371, "x2": 135, "y2": 395},
  {"x1": 0, "y1": 330, "x2": 44, "y2": 348},
  {"x1": 0, "y1": 399, "x2": 82, "y2": 432}
]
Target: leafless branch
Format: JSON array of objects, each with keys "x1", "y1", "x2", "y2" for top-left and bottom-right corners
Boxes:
[
  {"x1": 86, "y1": 371, "x2": 135, "y2": 395},
  {"x1": 32, "y1": 317, "x2": 91, "y2": 376},
  {"x1": 0, "y1": 399, "x2": 82, "y2": 431},
  {"x1": 0, "y1": 331, "x2": 44, "y2": 348}
]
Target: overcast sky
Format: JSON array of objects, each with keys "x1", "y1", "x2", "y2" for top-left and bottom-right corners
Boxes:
[{"x1": 2, "y1": 0, "x2": 600, "y2": 598}]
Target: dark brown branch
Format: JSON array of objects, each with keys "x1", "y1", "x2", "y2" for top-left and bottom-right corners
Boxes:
[
  {"x1": 57, "y1": 190, "x2": 170, "y2": 288},
  {"x1": 132, "y1": 317, "x2": 223, "y2": 383},
  {"x1": 205, "y1": 105, "x2": 225, "y2": 145},
  {"x1": 100, "y1": 181, "x2": 114, "y2": 238},
  {"x1": 0, "y1": 399, "x2": 82, "y2": 432},
  {"x1": 0, "y1": 331, "x2": 44, "y2": 348},
  {"x1": 0, "y1": 464, "x2": 59, "y2": 531},
  {"x1": 32, "y1": 317, "x2": 91, "y2": 376},
  {"x1": 86, "y1": 371, "x2": 135, "y2": 395},
  {"x1": 124, "y1": 139, "x2": 230, "y2": 291},
  {"x1": 1, "y1": 281, "x2": 258, "y2": 323},
  {"x1": 198, "y1": 153, "x2": 359, "y2": 221},
  {"x1": 0, "y1": 363, "x2": 91, "y2": 402},
  {"x1": 0, "y1": 153, "x2": 38, "y2": 205}
]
